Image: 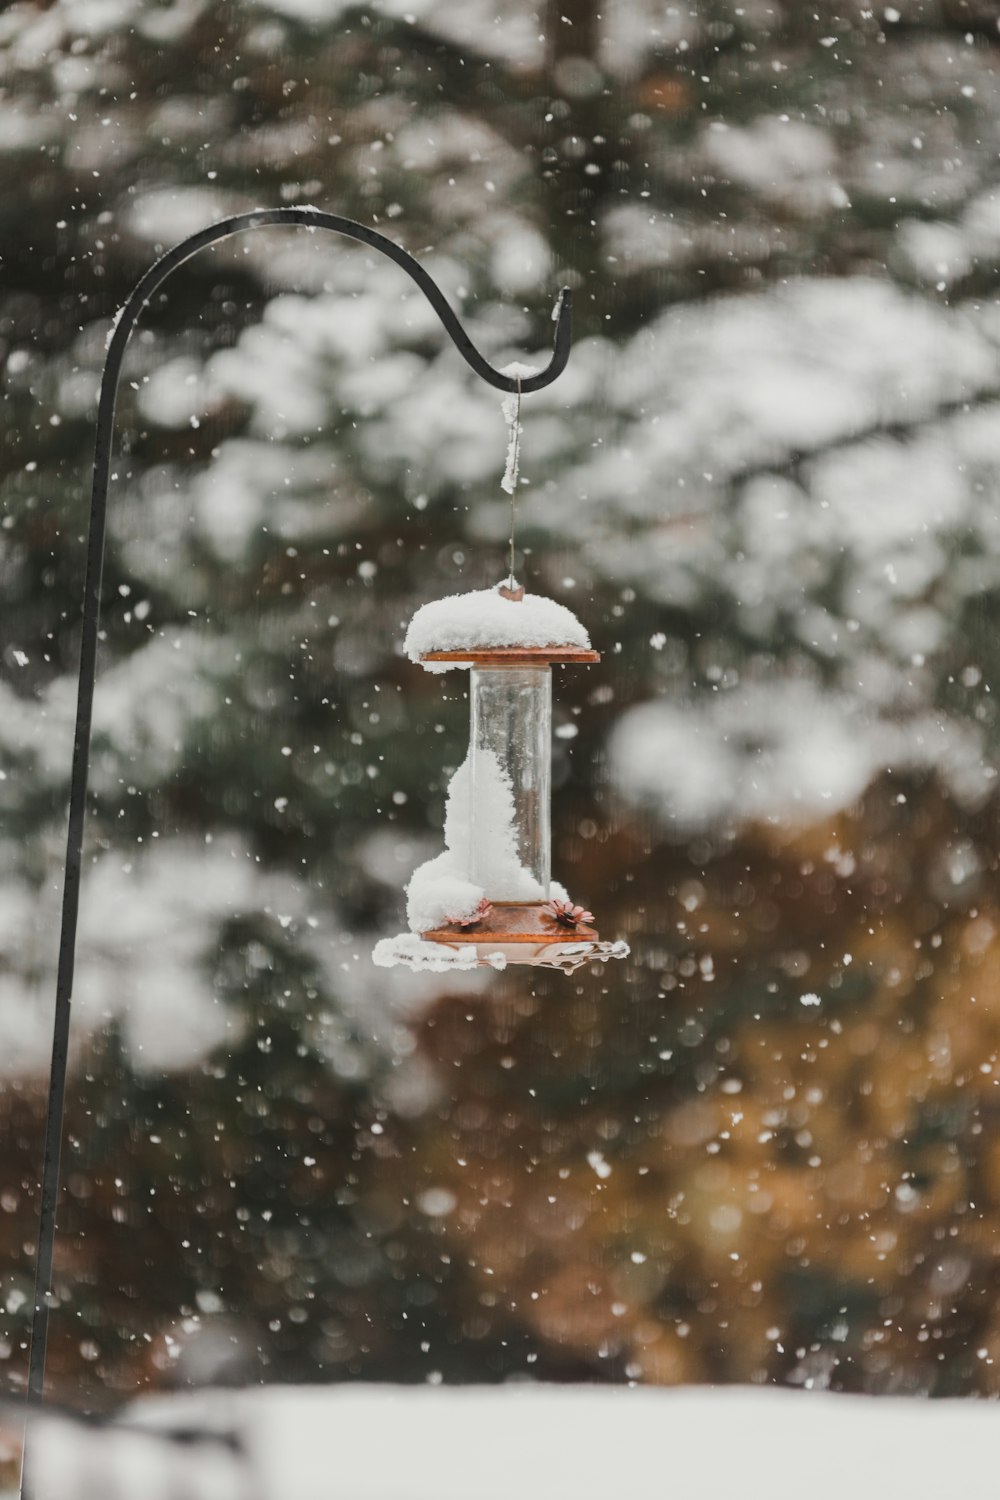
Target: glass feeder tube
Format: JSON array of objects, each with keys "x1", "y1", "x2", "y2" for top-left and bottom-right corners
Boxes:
[
  {"x1": 469, "y1": 664, "x2": 551, "y2": 897},
  {"x1": 404, "y1": 634, "x2": 628, "y2": 969}
]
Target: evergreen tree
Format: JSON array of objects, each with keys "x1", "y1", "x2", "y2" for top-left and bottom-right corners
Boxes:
[{"x1": 3, "y1": 0, "x2": 1000, "y2": 1417}]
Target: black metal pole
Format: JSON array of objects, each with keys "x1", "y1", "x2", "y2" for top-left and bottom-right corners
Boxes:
[{"x1": 20, "y1": 207, "x2": 571, "y2": 1486}]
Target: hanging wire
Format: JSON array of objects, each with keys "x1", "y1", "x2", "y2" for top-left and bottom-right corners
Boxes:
[{"x1": 508, "y1": 375, "x2": 521, "y2": 588}]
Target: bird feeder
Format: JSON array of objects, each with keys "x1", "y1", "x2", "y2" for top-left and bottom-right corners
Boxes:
[{"x1": 373, "y1": 584, "x2": 629, "y2": 975}]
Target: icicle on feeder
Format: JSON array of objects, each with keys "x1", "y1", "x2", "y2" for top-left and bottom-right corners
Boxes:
[{"x1": 373, "y1": 585, "x2": 629, "y2": 975}]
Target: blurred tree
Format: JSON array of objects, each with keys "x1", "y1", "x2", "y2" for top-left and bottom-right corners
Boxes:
[{"x1": 2, "y1": 0, "x2": 1000, "y2": 1428}]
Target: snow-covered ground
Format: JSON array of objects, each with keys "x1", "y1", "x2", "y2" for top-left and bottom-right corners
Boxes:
[{"x1": 18, "y1": 1383, "x2": 1000, "y2": 1500}]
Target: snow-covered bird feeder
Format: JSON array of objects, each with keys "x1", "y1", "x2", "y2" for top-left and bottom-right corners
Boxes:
[{"x1": 372, "y1": 585, "x2": 629, "y2": 975}]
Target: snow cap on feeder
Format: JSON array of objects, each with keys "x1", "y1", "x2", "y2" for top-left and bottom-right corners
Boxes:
[
  {"x1": 372, "y1": 583, "x2": 628, "y2": 975},
  {"x1": 403, "y1": 585, "x2": 594, "y2": 670}
]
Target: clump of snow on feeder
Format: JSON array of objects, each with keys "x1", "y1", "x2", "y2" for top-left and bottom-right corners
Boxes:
[
  {"x1": 372, "y1": 934, "x2": 480, "y2": 972},
  {"x1": 372, "y1": 934, "x2": 510, "y2": 972},
  {"x1": 405, "y1": 754, "x2": 569, "y2": 933},
  {"x1": 404, "y1": 583, "x2": 590, "y2": 672},
  {"x1": 558, "y1": 939, "x2": 630, "y2": 963}
]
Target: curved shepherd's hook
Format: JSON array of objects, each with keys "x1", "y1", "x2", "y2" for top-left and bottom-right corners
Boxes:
[{"x1": 24, "y1": 209, "x2": 572, "y2": 1427}]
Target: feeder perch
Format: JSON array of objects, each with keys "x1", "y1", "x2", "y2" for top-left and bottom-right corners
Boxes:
[{"x1": 373, "y1": 585, "x2": 629, "y2": 974}]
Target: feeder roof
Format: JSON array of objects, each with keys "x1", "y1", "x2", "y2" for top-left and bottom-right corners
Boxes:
[{"x1": 405, "y1": 585, "x2": 597, "y2": 672}]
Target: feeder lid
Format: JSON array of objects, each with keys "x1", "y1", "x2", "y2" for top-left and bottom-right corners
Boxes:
[{"x1": 404, "y1": 584, "x2": 599, "y2": 672}]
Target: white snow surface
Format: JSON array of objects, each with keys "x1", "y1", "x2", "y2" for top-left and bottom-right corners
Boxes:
[
  {"x1": 372, "y1": 933, "x2": 509, "y2": 972},
  {"x1": 23, "y1": 1382, "x2": 1000, "y2": 1500},
  {"x1": 404, "y1": 585, "x2": 590, "y2": 670},
  {"x1": 405, "y1": 852, "x2": 487, "y2": 934},
  {"x1": 372, "y1": 933, "x2": 482, "y2": 971}
]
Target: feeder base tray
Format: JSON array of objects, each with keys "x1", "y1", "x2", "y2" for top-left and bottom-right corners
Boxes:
[
  {"x1": 424, "y1": 902, "x2": 628, "y2": 971},
  {"x1": 372, "y1": 932, "x2": 629, "y2": 974},
  {"x1": 371, "y1": 904, "x2": 629, "y2": 975},
  {"x1": 423, "y1": 901, "x2": 600, "y2": 946}
]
